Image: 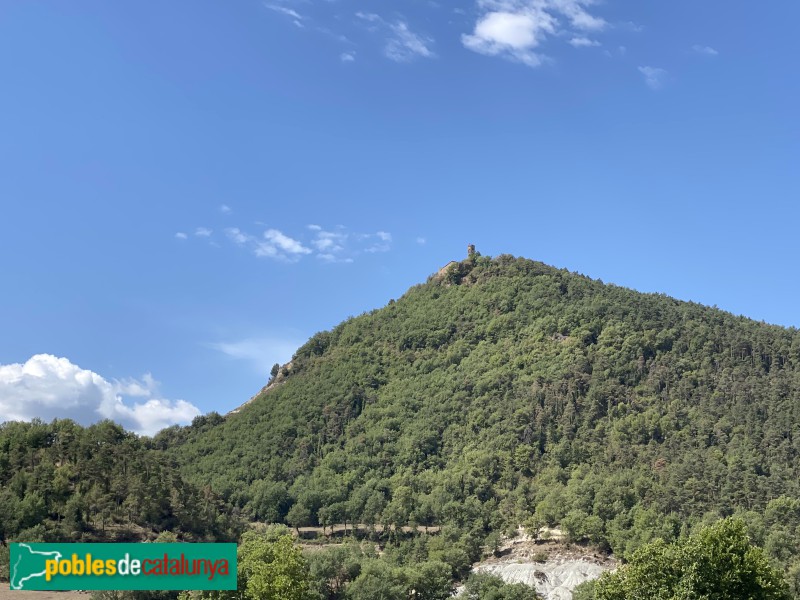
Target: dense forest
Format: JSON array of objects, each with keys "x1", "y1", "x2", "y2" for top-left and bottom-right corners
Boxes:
[
  {"x1": 0, "y1": 419, "x2": 241, "y2": 579},
  {"x1": 3, "y1": 253, "x2": 800, "y2": 596},
  {"x1": 155, "y1": 254, "x2": 800, "y2": 588}
]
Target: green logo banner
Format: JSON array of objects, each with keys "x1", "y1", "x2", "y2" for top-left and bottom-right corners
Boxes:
[{"x1": 9, "y1": 543, "x2": 237, "y2": 591}]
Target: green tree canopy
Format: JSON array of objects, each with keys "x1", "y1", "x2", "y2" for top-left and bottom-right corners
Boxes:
[
  {"x1": 462, "y1": 572, "x2": 539, "y2": 600},
  {"x1": 594, "y1": 518, "x2": 790, "y2": 600},
  {"x1": 237, "y1": 530, "x2": 315, "y2": 600}
]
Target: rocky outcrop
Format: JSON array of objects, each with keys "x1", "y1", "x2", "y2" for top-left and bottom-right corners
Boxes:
[{"x1": 475, "y1": 557, "x2": 610, "y2": 600}]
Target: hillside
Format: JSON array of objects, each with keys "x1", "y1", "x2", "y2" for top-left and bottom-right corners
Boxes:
[
  {"x1": 157, "y1": 253, "x2": 800, "y2": 578},
  {"x1": 0, "y1": 419, "x2": 241, "y2": 580}
]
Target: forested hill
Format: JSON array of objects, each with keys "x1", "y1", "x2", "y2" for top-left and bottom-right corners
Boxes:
[
  {"x1": 0, "y1": 419, "x2": 242, "y2": 579},
  {"x1": 158, "y1": 253, "x2": 800, "y2": 565}
]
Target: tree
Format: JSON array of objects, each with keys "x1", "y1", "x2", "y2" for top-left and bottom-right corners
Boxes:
[
  {"x1": 572, "y1": 580, "x2": 596, "y2": 600},
  {"x1": 346, "y1": 560, "x2": 406, "y2": 600},
  {"x1": 594, "y1": 518, "x2": 791, "y2": 600},
  {"x1": 248, "y1": 480, "x2": 290, "y2": 523},
  {"x1": 270, "y1": 364, "x2": 280, "y2": 382},
  {"x1": 286, "y1": 502, "x2": 312, "y2": 534},
  {"x1": 406, "y1": 561, "x2": 453, "y2": 600},
  {"x1": 307, "y1": 545, "x2": 363, "y2": 599},
  {"x1": 237, "y1": 531, "x2": 315, "y2": 600},
  {"x1": 462, "y1": 572, "x2": 538, "y2": 600}
]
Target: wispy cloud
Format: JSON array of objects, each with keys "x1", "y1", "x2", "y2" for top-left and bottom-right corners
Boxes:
[
  {"x1": 357, "y1": 13, "x2": 435, "y2": 62},
  {"x1": 362, "y1": 231, "x2": 392, "y2": 253},
  {"x1": 416, "y1": 237, "x2": 427, "y2": 245},
  {"x1": 638, "y1": 65, "x2": 668, "y2": 90},
  {"x1": 220, "y1": 204, "x2": 232, "y2": 214},
  {"x1": 462, "y1": 0, "x2": 607, "y2": 67},
  {"x1": 182, "y1": 220, "x2": 393, "y2": 264},
  {"x1": 309, "y1": 225, "x2": 392, "y2": 262},
  {"x1": 692, "y1": 44, "x2": 718, "y2": 56},
  {"x1": 259, "y1": 0, "x2": 632, "y2": 69},
  {"x1": 311, "y1": 227, "x2": 348, "y2": 253},
  {"x1": 569, "y1": 36, "x2": 600, "y2": 48},
  {"x1": 225, "y1": 227, "x2": 311, "y2": 261},
  {"x1": 308, "y1": 226, "x2": 349, "y2": 262},
  {"x1": 264, "y1": 3, "x2": 304, "y2": 27},
  {"x1": 386, "y1": 21, "x2": 435, "y2": 62},
  {"x1": 207, "y1": 336, "x2": 302, "y2": 374},
  {"x1": 264, "y1": 228, "x2": 312, "y2": 256},
  {"x1": 0, "y1": 355, "x2": 199, "y2": 436}
]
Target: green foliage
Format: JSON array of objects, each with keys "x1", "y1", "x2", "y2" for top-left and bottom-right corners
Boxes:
[
  {"x1": 0, "y1": 419, "x2": 240, "y2": 546},
  {"x1": 0, "y1": 544, "x2": 8, "y2": 581},
  {"x1": 156, "y1": 254, "x2": 800, "y2": 579},
  {"x1": 462, "y1": 572, "x2": 539, "y2": 600},
  {"x1": 307, "y1": 543, "x2": 368, "y2": 599},
  {"x1": 237, "y1": 531, "x2": 315, "y2": 600},
  {"x1": 10, "y1": 254, "x2": 800, "y2": 592},
  {"x1": 571, "y1": 580, "x2": 596, "y2": 600},
  {"x1": 594, "y1": 518, "x2": 790, "y2": 599},
  {"x1": 345, "y1": 560, "x2": 407, "y2": 600},
  {"x1": 91, "y1": 591, "x2": 179, "y2": 600},
  {"x1": 406, "y1": 560, "x2": 454, "y2": 600}
]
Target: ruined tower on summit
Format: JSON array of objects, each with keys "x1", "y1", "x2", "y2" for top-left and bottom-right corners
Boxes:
[{"x1": 436, "y1": 245, "x2": 477, "y2": 279}]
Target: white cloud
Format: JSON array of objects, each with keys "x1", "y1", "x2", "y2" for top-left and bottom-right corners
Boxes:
[
  {"x1": 224, "y1": 224, "x2": 391, "y2": 263},
  {"x1": 226, "y1": 227, "x2": 251, "y2": 246},
  {"x1": 312, "y1": 230, "x2": 347, "y2": 252},
  {"x1": 357, "y1": 13, "x2": 435, "y2": 62},
  {"x1": 195, "y1": 227, "x2": 212, "y2": 237},
  {"x1": 340, "y1": 51, "x2": 356, "y2": 63},
  {"x1": 265, "y1": 3, "x2": 304, "y2": 27},
  {"x1": 416, "y1": 237, "x2": 427, "y2": 245},
  {"x1": 692, "y1": 44, "x2": 718, "y2": 56},
  {"x1": 462, "y1": 0, "x2": 607, "y2": 67},
  {"x1": 225, "y1": 227, "x2": 311, "y2": 261},
  {"x1": 175, "y1": 232, "x2": 188, "y2": 240},
  {"x1": 208, "y1": 337, "x2": 302, "y2": 374},
  {"x1": 638, "y1": 65, "x2": 668, "y2": 90},
  {"x1": 308, "y1": 226, "x2": 393, "y2": 261},
  {"x1": 463, "y1": 10, "x2": 554, "y2": 67},
  {"x1": 386, "y1": 21, "x2": 435, "y2": 62},
  {"x1": 356, "y1": 12, "x2": 382, "y2": 24},
  {"x1": 220, "y1": 204, "x2": 232, "y2": 214},
  {"x1": 310, "y1": 227, "x2": 350, "y2": 262},
  {"x1": 551, "y1": 0, "x2": 606, "y2": 31},
  {"x1": 317, "y1": 253, "x2": 354, "y2": 264},
  {"x1": 569, "y1": 36, "x2": 599, "y2": 47},
  {"x1": 362, "y1": 231, "x2": 392, "y2": 253},
  {"x1": 0, "y1": 355, "x2": 200, "y2": 436},
  {"x1": 264, "y1": 229, "x2": 312, "y2": 255}
]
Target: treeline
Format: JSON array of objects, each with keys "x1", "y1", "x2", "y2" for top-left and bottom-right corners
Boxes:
[
  {"x1": 158, "y1": 254, "x2": 800, "y2": 581},
  {"x1": 0, "y1": 419, "x2": 241, "y2": 578},
  {"x1": 178, "y1": 524, "x2": 538, "y2": 600}
]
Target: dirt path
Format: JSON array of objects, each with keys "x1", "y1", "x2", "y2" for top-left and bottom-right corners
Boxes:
[{"x1": 293, "y1": 523, "x2": 440, "y2": 536}]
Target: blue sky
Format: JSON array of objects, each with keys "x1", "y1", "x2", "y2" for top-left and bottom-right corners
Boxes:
[{"x1": 1, "y1": 0, "x2": 798, "y2": 434}]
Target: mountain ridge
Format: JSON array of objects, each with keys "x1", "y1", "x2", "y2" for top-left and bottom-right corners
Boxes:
[{"x1": 155, "y1": 252, "x2": 800, "y2": 580}]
